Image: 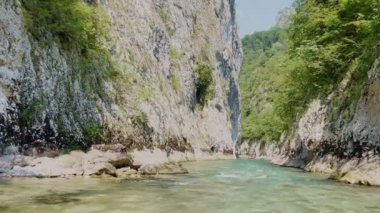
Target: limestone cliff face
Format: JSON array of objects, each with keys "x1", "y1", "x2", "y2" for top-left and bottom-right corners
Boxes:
[
  {"x1": 241, "y1": 58, "x2": 380, "y2": 185},
  {"x1": 0, "y1": 0, "x2": 242, "y2": 155}
]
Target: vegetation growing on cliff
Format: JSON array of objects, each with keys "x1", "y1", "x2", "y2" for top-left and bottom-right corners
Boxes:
[
  {"x1": 21, "y1": 0, "x2": 117, "y2": 94},
  {"x1": 20, "y1": 0, "x2": 117, "y2": 145},
  {"x1": 195, "y1": 62, "x2": 215, "y2": 106},
  {"x1": 241, "y1": 0, "x2": 380, "y2": 142},
  {"x1": 22, "y1": 0, "x2": 107, "y2": 48}
]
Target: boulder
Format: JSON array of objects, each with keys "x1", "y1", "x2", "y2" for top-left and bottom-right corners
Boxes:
[
  {"x1": 83, "y1": 150, "x2": 117, "y2": 164},
  {"x1": 339, "y1": 170, "x2": 377, "y2": 186},
  {"x1": 7, "y1": 166, "x2": 43, "y2": 177},
  {"x1": 84, "y1": 150, "x2": 132, "y2": 168},
  {"x1": 83, "y1": 162, "x2": 117, "y2": 177},
  {"x1": 109, "y1": 155, "x2": 133, "y2": 169},
  {"x1": 0, "y1": 157, "x2": 12, "y2": 174},
  {"x1": 91, "y1": 143, "x2": 127, "y2": 153},
  {"x1": 139, "y1": 162, "x2": 188, "y2": 175},
  {"x1": 116, "y1": 167, "x2": 139, "y2": 178},
  {"x1": 82, "y1": 150, "x2": 131, "y2": 177},
  {"x1": 337, "y1": 158, "x2": 380, "y2": 186},
  {"x1": 2, "y1": 149, "x2": 134, "y2": 178},
  {"x1": 9, "y1": 151, "x2": 85, "y2": 177}
]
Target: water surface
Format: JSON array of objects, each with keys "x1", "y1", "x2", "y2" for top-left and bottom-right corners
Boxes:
[{"x1": 1, "y1": 160, "x2": 380, "y2": 212}]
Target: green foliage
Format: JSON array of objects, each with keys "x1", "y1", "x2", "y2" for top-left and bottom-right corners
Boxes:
[
  {"x1": 21, "y1": 0, "x2": 117, "y2": 98},
  {"x1": 62, "y1": 143, "x2": 82, "y2": 154},
  {"x1": 20, "y1": 0, "x2": 122, "y2": 144},
  {"x1": 82, "y1": 123, "x2": 102, "y2": 143},
  {"x1": 169, "y1": 49, "x2": 181, "y2": 60},
  {"x1": 22, "y1": 0, "x2": 108, "y2": 51},
  {"x1": 158, "y1": 3, "x2": 170, "y2": 23},
  {"x1": 195, "y1": 62, "x2": 214, "y2": 106},
  {"x1": 168, "y1": 49, "x2": 182, "y2": 92},
  {"x1": 240, "y1": 27, "x2": 290, "y2": 141},
  {"x1": 280, "y1": 0, "x2": 380, "y2": 124},
  {"x1": 158, "y1": 2, "x2": 174, "y2": 36},
  {"x1": 138, "y1": 87, "x2": 153, "y2": 101},
  {"x1": 135, "y1": 111, "x2": 149, "y2": 126},
  {"x1": 199, "y1": 43, "x2": 211, "y2": 61},
  {"x1": 169, "y1": 49, "x2": 182, "y2": 68},
  {"x1": 240, "y1": 0, "x2": 380, "y2": 142},
  {"x1": 289, "y1": 0, "x2": 379, "y2": 95},
  {"x1": 19, "y1": 97, "x2": 48, "y2": 127},
  {"x1": 242, "y1": 27, "x2": 288, "y2": 53},
  {"x1": 170, "y1": 74, "x2": 181, "y2": 93}
]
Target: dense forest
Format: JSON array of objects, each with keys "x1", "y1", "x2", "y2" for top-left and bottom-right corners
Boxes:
[{"x1": 240, "y1": 0, "x2": 380, "y2": 142}]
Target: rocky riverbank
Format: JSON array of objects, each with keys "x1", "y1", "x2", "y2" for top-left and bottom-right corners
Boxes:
[
  {"x1": 239, "y1": 141, "x2": 380, "y2": 186},
  {"x1": 0, "y1": 144, "x2": 235, "y2": 178}
]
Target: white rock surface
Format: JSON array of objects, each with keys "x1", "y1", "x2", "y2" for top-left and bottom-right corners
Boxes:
[{"x1": 0, "y1": 147, "x2": 234, "y2": 178}]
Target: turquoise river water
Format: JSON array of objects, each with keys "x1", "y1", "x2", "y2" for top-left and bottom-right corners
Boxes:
[{"x1": 1, "y1": 159, "x2": 380, "y2": 213}]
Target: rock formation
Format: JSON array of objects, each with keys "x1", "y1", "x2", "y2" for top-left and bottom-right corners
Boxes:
[{"x1": 0, "y1": 0, "x2": 241, "y2": 156}]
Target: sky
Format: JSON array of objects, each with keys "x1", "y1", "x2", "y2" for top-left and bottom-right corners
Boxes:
[{"x1": 236, "y1": 0, "x2": 293, "y2": 37}]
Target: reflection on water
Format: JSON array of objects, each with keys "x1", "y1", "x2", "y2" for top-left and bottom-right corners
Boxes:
[{"x1": 1, "y1": 160, "x2": 380, "y2": 212}]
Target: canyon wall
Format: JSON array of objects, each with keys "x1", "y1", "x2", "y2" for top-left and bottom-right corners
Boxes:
[{"x1": 0, "y1": 0, "x2": 242, "y2": 156}]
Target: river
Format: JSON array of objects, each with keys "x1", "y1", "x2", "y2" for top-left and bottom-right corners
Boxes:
[{"x1": 1, "y1": 159, "x2": 380, "y2": 212}]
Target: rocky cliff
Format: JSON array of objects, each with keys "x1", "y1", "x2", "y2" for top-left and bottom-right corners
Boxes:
[
  {"x1": 240, "y1": 58, "x2": 380, "y2": 185},
  {"x1": 0, "y1": 0, "x2": 242, "y2": 157}
]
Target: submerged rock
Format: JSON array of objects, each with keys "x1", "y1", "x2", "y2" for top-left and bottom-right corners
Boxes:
[
  {"x1": 0, "y1": 205, "x2": 9, "y2": 211},
  {"x1": 139, "y1": 162, "x2": 189, "y2": 175},
  {"x1": 33, "y1": 192, "x2": 82, "y2": 205}
]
